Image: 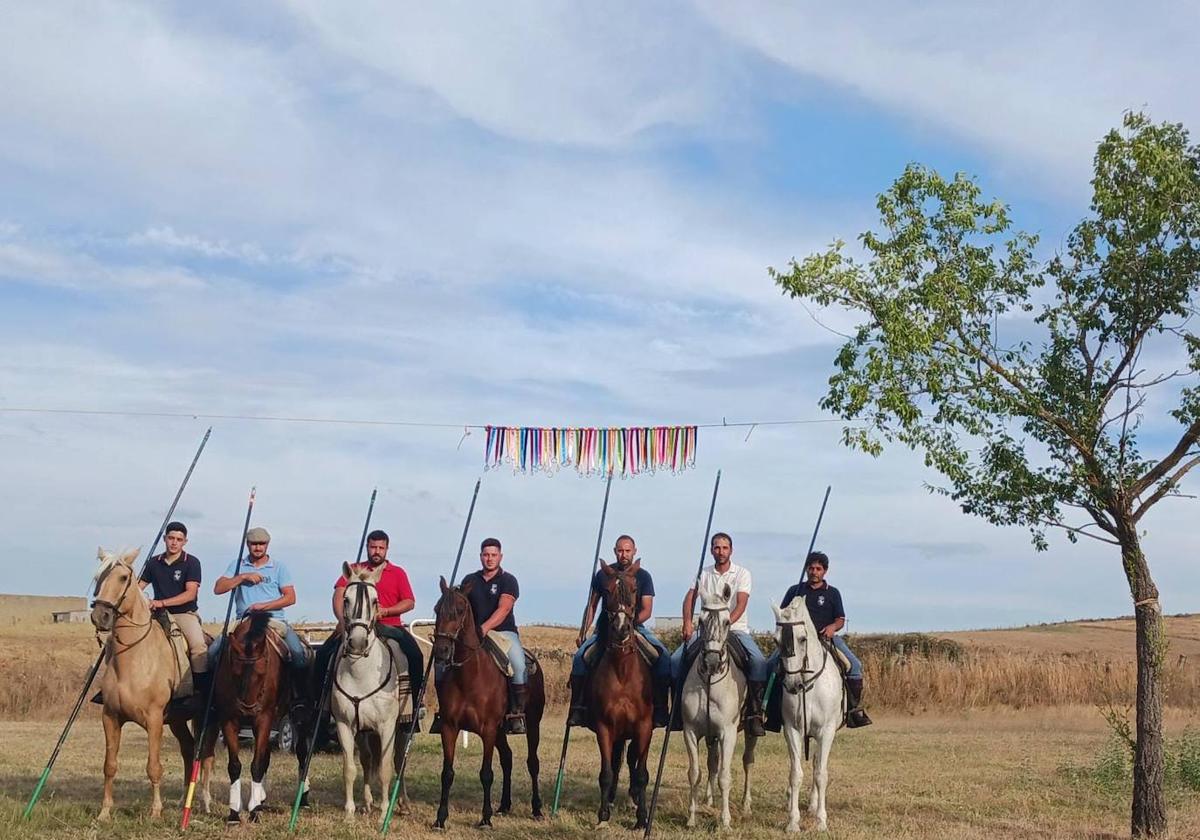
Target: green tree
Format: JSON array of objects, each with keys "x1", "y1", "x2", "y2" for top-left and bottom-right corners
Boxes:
[{"x1": 772, "y1": 113, "x2": 1200, "y2": 838}]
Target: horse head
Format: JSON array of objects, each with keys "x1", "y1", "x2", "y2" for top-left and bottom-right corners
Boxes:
[
  {"x1": 227, "y1": 613, "x2": 276, "y2": 715},
  {"x1": 773, "y1": 600, "x2": 812, "y2": 694},
  {"x1": 90, "y1": 547, "x2": 142, "y2": 632},
  {"x1": 699, "y1": 584, "x2": 732, "y2": 674},
  {"x1": 599, "y1": 559, "x2": 640, "y2": 646},
  {"x1": 342, "y1": 561, "x2": 383, "y2": 657},
  {"x1": 433, "y1": 576, "x2": 475, "y2": 665}
]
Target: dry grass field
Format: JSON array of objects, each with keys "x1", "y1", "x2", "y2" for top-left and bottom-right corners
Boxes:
[{"x1": 3, "y1": 596, "x2": 1199, "y2": 838}]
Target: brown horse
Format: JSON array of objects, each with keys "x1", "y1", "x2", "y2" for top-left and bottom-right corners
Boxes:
[
  {"x1": 90, "y1": 548, "x2": 209, "y2": 820},
  {"x1": 431, "y1": 577, "x2": 545, "y2": 829},
  {"x1": 199, "y1": 613, "x2": 308, "y2": 824},
  {"x1": 586, "y1": 559, "x2": 654, "y2": 828}
]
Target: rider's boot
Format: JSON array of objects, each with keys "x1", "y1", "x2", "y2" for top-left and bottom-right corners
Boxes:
[
  {"x1": 845, "y1": 677, "x2": 873, "y2": 728},
  {"x1": 90, "y1": 690, "x2": 104, "y2": 705},
  {"x1": 504, "y1": 683, "x2": 528, "y2": 735},
  {"x1": 566, "y1": 674, "x2": 588, "y2": 727},
  {"x1": 743, "y1": 680, "x2": 767, "y2": 737},
  {"x1": 429, "y1": 713, "x2": 443, "y2": 734},
  {"x1": 652, "y1": 675, "x2": 672, "y2": 728}
]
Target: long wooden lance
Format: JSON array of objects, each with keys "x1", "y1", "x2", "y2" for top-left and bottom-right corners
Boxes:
[
  {"x1": 180, "y1": 485, "x2": 257, "y2": 829},
  {"x1": 286, "y1": 487, "x2": 378, "y2": 832},
  {"x1": 381, "y1": 478, "x2": 482, "y2": 834},
  {"x1": 23, "y1": 426, "x2": 212, "y2": 820},
  {"x1": 643, "y1": 470, "x2": 721, "y2": 839},
  {"x1": 550, "y1": 472, "x2": 614, "y2": 816},
  {"x1": 763, "y1": 485, "x2": 833, "y2": 735}
]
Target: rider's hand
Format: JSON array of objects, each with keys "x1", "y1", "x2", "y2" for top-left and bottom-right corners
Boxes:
[
  {"x1": 240, "y1": 572, "x2": 264, "y2": 585},
  {"x1": 821, "y1": 625, "x2": 836, "y2": 640},
  {"x1": 575, "y1": 634, "x2": 585, "y2": 649},
  {"x1": 149, "y1": 599, "x2": 160, "y2": 610},
  {"x1": 682, "y1": 621, "x2": 694, "y2": 640},
  {"x1": 247, "y1": 602, "x2": 268, "y2": 613}
]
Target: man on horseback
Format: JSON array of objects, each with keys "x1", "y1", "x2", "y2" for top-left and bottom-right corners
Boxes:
[
  {"x1": 209, "y1": 527, "x2": 311, "y2": 708},
  {"x1": 459, "y1": 537, "x2": 529, "y2": 735},
  {"x1": 138, "y1": 521, "x2": 210, "y2": 705},
  {"x1": 313, "y1": 529, "x2": 425, "y2": 721},
  {"x1": 773, "y1": 551, "x2": 871, "y2": 728},
  {"x1": 670, "y1": 532, "x2": 769, "y2": 736},
  {"x1": 568, "y1": 534, "x2": 671, "y2": 727}
]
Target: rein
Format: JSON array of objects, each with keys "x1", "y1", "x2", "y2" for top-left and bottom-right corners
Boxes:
[
  {"x1": 433, "y1": 590, "x2": 483, "y2": 669},
  {"x1": 602, "y1": 576, "x2": 638, "y2": 654}
]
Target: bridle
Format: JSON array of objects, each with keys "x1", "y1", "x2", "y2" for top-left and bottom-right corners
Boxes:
[
  {"x1": 775, "y1": 619, "x2": 830, "y2": 692},
  {"x1": 91, "y1": 560, "x2": 153, "y2": 647},
  {"x1": 335, "y1": 579, "x2": 401, "y2": 731},
  {"x1": 433, "y1": 588, "x2": 480, "y2": 668},
  {"x1": 603, "y1": 575, "x2": 638, "y2": 653},
  {"x1": 698, "y1": 607, "x2": 731, "y2": 681},
  {"x1": 230, "y1": 629, "x2": 279, "y2": 717}
]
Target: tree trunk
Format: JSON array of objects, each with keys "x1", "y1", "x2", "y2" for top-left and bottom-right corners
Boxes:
[{"x1": 1120, "y1": 534, "x2": 1167, "y2": 838}]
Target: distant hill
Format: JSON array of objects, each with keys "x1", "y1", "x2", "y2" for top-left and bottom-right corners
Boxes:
[
  {"x1": 936, "y1": 614, "x2": 1200, "y2": 659},
  {"x1": 0, "y1": 594, "x2": 87, "y2": 626}
]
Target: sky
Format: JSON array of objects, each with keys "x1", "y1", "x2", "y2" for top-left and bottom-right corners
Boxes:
[{"x1": 2, "y1": 2, "x2": 1199, "y2": 634}]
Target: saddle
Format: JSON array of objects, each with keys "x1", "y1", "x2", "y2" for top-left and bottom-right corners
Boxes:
[
  {"x1": 764, "y1": 638, "x2": 852, "y2": 732},
  {"x1": 581, "y1": 631, "x2": 661, "y2": 671},
  {"x1": 154, "y1": 612, "x2": 214, "y2": 699},
  {"x1": 681, "y1": 633, "x2": 749, "y2": 677},
  {"x1": 483, "y1": 631, "x2": 540, "y2": 680},
  {"x1": 230, "y1": 617, "x2": 314, "y2": 668}
]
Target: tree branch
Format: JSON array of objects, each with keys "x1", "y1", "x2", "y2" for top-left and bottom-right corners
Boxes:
[
  {"x1": 1131, "y1": 418, "x2": 1200, "y2": 499},
  {"x1": 1133, "y1": 454, "x2": 1200, "y2": 521}
]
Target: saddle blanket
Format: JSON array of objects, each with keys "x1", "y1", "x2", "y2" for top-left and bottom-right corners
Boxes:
[
  {"x1": 582, "y1": 633, "x2": 661, "y2": 670},
  {"x1": 483, "y1": 631, "x2": 540, "y2": 679}
]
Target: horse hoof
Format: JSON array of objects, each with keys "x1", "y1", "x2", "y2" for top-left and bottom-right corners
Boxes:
[
  {"x1": 785, "y1": 822, "x2": 800, "y2": 834},
  {"x1": 496, "y1": 807, "x2": 510, "y2": 817},
  {"x1": 816, "y1": 822, "x2": 828, "y2": 833},
  {"x1": 397, "y1": 802, "x2": 412, "y2": 817},
  {"x1": 476, "y1": 818, "x2": 493, "y2": 829},
  {"x1": 299, "y1": 791, "x2": 311, "y2": 809},
  {"x1": 249, "y1": 807, "x2": 263, "y2": 824},
  {"x1": 532, "y1": 811, "x2": 545, "y2": 822},
  {"x1": 226, "y1": 809, "x2": 241, "y2": 826},
  {"x1": 97, "y1": 810, "x2": 112, "y2": 823},
  {"x1": 431, "y1": 820, "x2": 446, "y2": 831}
]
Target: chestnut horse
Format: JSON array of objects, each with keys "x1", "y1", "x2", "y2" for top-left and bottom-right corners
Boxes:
[
  {"x1": 90, "y1": 548, "x2": 210, "y2": 820},
  {"x1": 431, "y1": 577, "x2": 545, "y2": 829},
  {"x1": 200, "y1": 613, "x2": 308, "y2": 824},
  {"x1": 586, "y1": 559, "x2": 654, "y2": 828}
]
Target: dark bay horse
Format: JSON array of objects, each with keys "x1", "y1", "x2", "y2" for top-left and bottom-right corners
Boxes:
[
  {"x1": 200, "y1": 613, "x2": 310, "y2": 824},
  {"x1": 431, "y1": 576, "x2": 545, "y2": 829},
  {"x1": 586, "y1": 559, "x2": 654, "y2": 828}
]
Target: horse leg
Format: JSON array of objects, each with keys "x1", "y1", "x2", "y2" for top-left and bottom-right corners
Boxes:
[
  {"x1": 393, "y1": 728, "x2": 412, "y2": 816},
  {"x1": 224, "y1": 719, "x2": 243, "y2": 825},
  {"x1": 145, "y1": 707, "x2": 165, "y2": 818},
  {"x1": 477, "y1": 728, "x2": 498, "y2": 828},
  {"x1": 525, "y1": 713, "x2": 543, "y2": 819},
  {"x1": 631, "y1": 725, "x2": 652, "y2": 830},
  {"x1": 718, "y1": 729, "x2": 736, "y2": 829},
  {"x1": 682, "y1": 728, "x2": 700, "y2": 828},
  {"x1": 809, "y1": 728, "x2": 834, "y2": 832},
  {"x1": 495, "y1": 732, "x2": 513, "y2": 815},
  {"x1": 335, "y1": 719, "x2": 358, "y2": 818},
  {"x1": 247, "y1": 714, "x2": 272, "y2": 823},
  {"x1": 781, "y1": 709, "x2": 803, "y2": 833},
  {"x1": 595, "y1": 724, "x2": 614, "y2": 826},
  {"x1": 98, "y1": 711, "x2": 122, "y2": 821},
  {"x1": 363, "y1": 732, "x2": 381, "y2": 814},
  {"x1": 741, "y1": 732, "x2": 758, "y2": 815},
  {"x1": 168, "y1": 718, "x2": 194, "y2": 807},
  {"x1": 432, "y1": 721, "x2": 459, "y2": 829},
  {"x1": 705, "y1": 735, "x2": 719, "y2": 806},
  {"x1": 293, "y1": 710, "x2": 312, "y2": 809},
  {"x1": 608, "y1": 739, "x2": 623, "y2": 806},
  {"x1": 376, "y1": 722, "x2": 398, "y2": 823},
  {"x1": 199, "y1": 723, "x2": 219, "y2": 815}
]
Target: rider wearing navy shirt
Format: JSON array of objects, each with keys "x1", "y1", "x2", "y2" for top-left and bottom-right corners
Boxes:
[{"x1": 772, "y1": 551, "x2": 871, "y2": 728}]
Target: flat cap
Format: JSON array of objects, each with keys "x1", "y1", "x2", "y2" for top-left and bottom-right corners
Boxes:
[{"x1": 245, "y1": 526, "x2": 271, "y2": 543}]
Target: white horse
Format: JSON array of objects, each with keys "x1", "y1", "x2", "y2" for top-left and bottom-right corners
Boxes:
[
  {"x1": 330, "y1": 562, "x2": 411, "y2": 823},
  {"x1": 680, "y1": 588, "x2": 758, "y2": 829},
  {"x1": 773, "y1": 599, "x2": 844, "y2": 832}
]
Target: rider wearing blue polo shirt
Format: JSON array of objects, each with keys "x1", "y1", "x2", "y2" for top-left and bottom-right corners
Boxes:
[{"x1": 208, "y1": 526, "x2": 310, "y2": 704}]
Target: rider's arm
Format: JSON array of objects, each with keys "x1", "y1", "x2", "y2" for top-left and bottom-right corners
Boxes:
[
  {"x1": 822, "y1": 588, "x2": 846, "y2": 638},
  {"x1": 637, "y1": 595, "x2": 653, "y2": 626},
  {"x1": 577, "y1": 589, "x2": 601, "y2": 646},
  {"x1": 152, "y1": 581, "x2": 199, "y2": 610},
  {"x1": 248, "y1": 584, "x2": 296, "y2": 613},
  {"x1": 479, "y1": 594, "x2": 516, "y2": 635},
  {"x1": 681, "y1": 588, "x2": 697, "y2": 636},
  {"x1": 381, "y1": 567, "x2": 416, "y2": 619},
  {"x1": 728, "y1": 591, "x2": 750, "y2": 626},
  {"x1": 332, "y1": 584, "x2": 346, "y2": 630}
]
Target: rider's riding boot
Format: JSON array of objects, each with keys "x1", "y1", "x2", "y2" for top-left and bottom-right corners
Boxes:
[
  {"x1": 652, "y1": 675, "x2": 672, "y2": 728},
  {"x1": 193, "y1": 670, "x2": 212, "y2": 703},
  {"x1": 90, "y1": 690, "x2": 104, "y2": 705},
  {"x1": 743, "y1": 680, "x2": 767, "y2": 737},
  {"x1": 429, "y1": 713, "x2": 443, "y2": 734},
  {"x1": 505, "y1": 683, "x2": 528, "y2": 735},
  {"x1": 845, "y1": 677, "x2": 873, "y2": 728},
  {"x1": 566, "y1": 674, "x2": 588, "y2": 727}
]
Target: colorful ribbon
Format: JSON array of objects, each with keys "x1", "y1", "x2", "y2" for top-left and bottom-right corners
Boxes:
[{"x1": 484, "y1": 425, "x2": 697, "y2": 477}]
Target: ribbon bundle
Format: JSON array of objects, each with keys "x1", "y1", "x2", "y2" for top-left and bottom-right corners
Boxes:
[{"x1": 484, "y1": 425, "x2": 697, "y2": 477}]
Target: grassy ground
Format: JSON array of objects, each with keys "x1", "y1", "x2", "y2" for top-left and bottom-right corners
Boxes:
[{"x1": 4, "y1": 709, "x2": 1200, "y2": 840}]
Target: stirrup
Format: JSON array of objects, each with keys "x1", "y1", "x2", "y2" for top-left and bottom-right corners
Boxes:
[
  {"x1": 504, "y1": 713, "x2": 527, "y2": 735},
  {"x1": 429, "y1": 713, "x2": 443, "y2": 734},
  {"x1": 846, "y1": 708, "x2": 873, "y2": 728},
  {"x1": 566, "y1": 705, "x2": 588, "y2": 727}
]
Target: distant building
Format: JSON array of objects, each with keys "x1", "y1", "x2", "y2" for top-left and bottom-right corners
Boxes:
[
  {"x1": 653, "y1": 616, "x2": 683, "y2": 633},
  {"x1": 52, "y1": 609, "x2": 89, "y2": 623}
]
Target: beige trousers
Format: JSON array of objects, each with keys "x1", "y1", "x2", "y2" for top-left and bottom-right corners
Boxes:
[{"x1": 173, "y1": 611, "x2": 208, "y2": 673}]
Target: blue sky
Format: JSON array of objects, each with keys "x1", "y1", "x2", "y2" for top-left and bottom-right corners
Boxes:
[{"x1": 2, "y1": 2, "x2": 1199, "y2": 633}]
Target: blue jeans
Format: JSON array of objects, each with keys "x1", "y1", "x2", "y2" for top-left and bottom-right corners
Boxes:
[
  {"x1": 670, "y1": 629, "x2": 768, "y2": 682},
  {"x1": 765, "y1": 635, "x2": 862, "y2": 680},
  {"x1": 572, "y1": 627, "x2": 670, "y2": 679},
  {"x1": 208, "y1": 618, "x2": 308, "y2": 671},
  {"x1": 495, "y1": 630, "x2": 527, "y2": 685}
]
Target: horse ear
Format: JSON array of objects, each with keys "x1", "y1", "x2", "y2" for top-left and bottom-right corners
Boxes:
[
  {"x1": 365, "y1": 563, "x2": 385, "y2": 583},
  {"x1": 628, "y1": 558, "x2": 641, "y2": 575},
  {"x1": 600, "y1": 561, "x2": 616, "y2": 577},
  {"x1": 342, "y1": 561, "x2": 353, "y2": 582},
  {"x1": 439, "y1": 576, "x2": 448, "y2": 594},
  {"x1": 460, "y1": 578, "x2": 475, "y2": 595},
  {"x1": 97, "y1": 546, "x2": 105, "y2": 561},
  {"x1": 121, "y1": 547, "x2": 140, "y2": 567}
]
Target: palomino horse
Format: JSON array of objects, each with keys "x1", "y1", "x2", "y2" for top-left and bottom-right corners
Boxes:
[
  {"x1": 90, "y1": 548, "x2": 210, "y2": 820},
  {"x1": 680, "y1": 588, "x2": 758, "y2": 829},
  {"x1": 430, "y1": 577, "x2": 545, "y2": 829},
  {"x1": 200, "y1": 612, "x2": 307, "y2": 824},
  {"x1": 331, "y1": 561, "x2": 412, "y2": 822},
  {"x1": 586, "y1": 559, "x2": 654, "y2": 829},
  {"x1": 773, "y1": 599, "x2": 843, "y2": 833}
]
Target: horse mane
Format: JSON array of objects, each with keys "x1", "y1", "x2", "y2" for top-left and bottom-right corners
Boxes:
[{"x1": 242, "y1": 612, "x2": 272, "y2": 642}]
